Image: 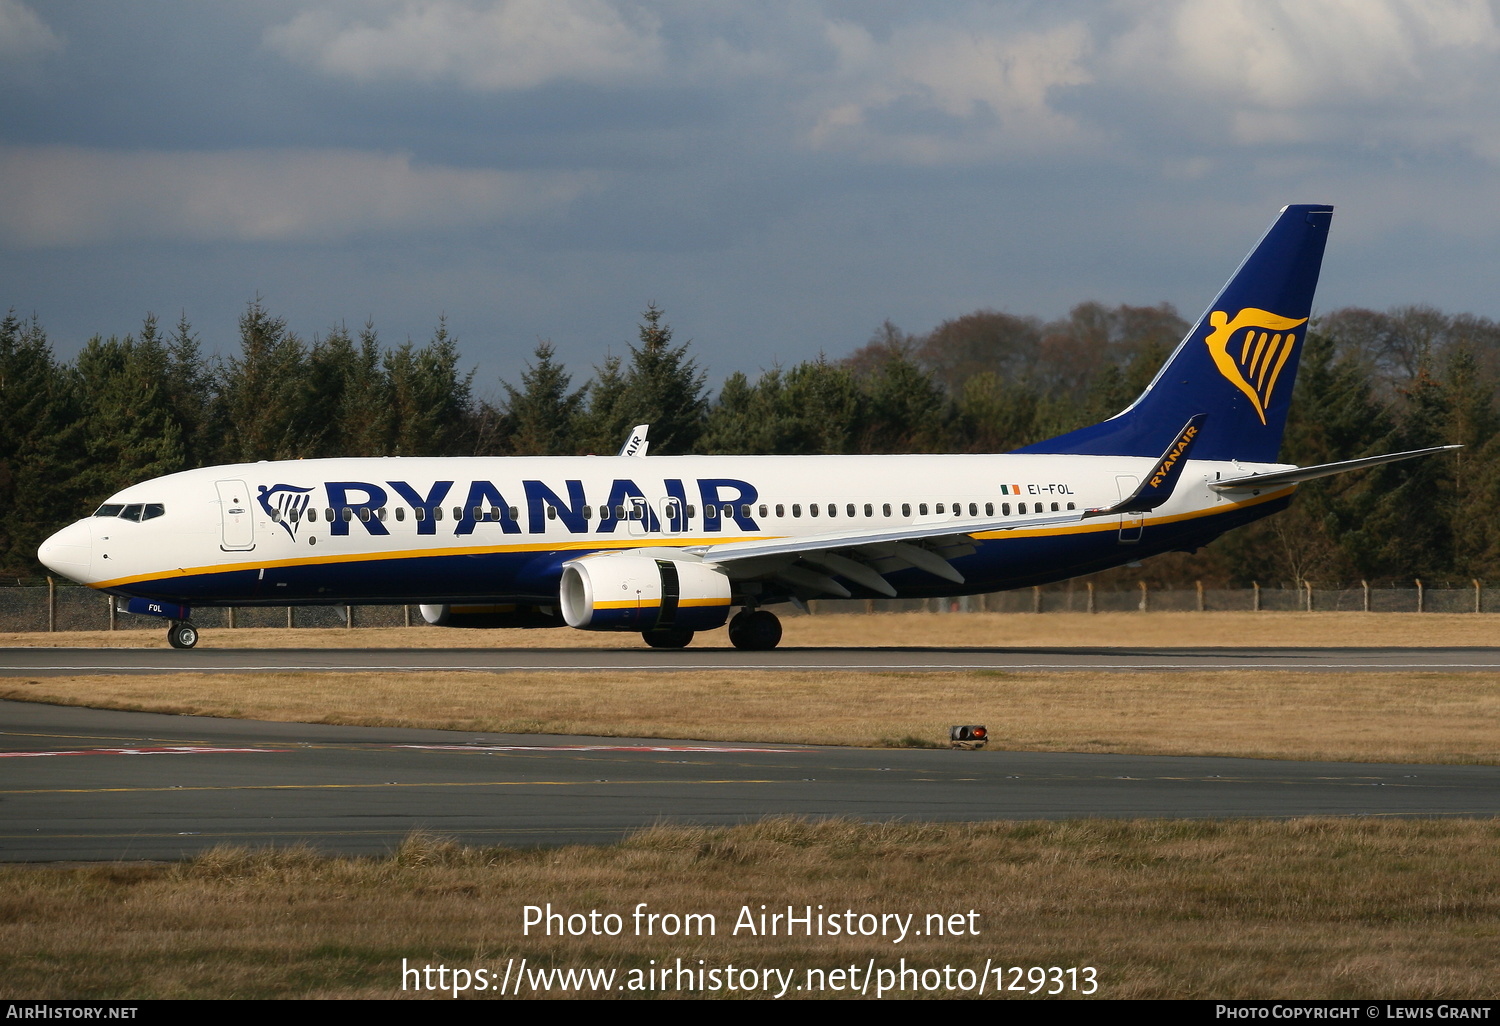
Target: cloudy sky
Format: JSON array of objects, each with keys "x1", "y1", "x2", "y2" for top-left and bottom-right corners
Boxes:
[{"x1": 5, "y1": 0, "x2": 1500, "y2": 397}]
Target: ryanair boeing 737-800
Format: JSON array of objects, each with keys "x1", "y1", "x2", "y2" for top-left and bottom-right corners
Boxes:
[{"x1": 36, "y1": 205, "x2": 1454, "y2": 650}]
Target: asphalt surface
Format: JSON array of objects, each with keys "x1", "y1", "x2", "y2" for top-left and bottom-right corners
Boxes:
[
  {"x1": 7, "y1": 644, "x2": 1500, "y2": 673},
  {"x1": 4, "y1": 700, "x2": 1498, "y2": 862}
]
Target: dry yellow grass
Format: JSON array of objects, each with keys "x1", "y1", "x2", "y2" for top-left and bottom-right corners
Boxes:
[
  {"x1": 6, "y1": 610, "x2": 1500, "y2": 649},
  {"x1": 4, "y1": 818, "x2": 1499, "y2": 999},
  {"x1": 7, "y1": 667, "x2": 1500, "y2": 763}
]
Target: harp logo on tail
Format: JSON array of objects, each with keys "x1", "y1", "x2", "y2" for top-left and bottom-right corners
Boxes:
[{"x1": 1204, "y1": 308, "x2": 1308, "y2": 425}]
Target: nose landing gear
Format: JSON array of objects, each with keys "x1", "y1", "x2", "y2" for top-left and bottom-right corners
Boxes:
[
  {"x1": 167, "y1": 621, "x2": 199, "y2": 649},
  {"x1": 728, "y1": 609, "x2": 782, "y2": 651}
]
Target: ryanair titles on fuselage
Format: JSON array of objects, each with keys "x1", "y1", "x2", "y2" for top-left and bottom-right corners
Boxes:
[{"x1": 256, "y1": 477, "x2": 762, "y2": 540}]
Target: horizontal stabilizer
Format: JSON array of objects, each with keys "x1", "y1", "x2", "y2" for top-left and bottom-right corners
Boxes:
[
  {"x1": 1210, "y1": 445, "x2": 1460, "y2": 492},
  {"x1": 1084, "y1": 414, "x2": 1206, "y2": 517}
]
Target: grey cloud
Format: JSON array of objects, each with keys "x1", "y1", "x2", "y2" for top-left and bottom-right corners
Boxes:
[
  {"x1": 0, "y1": 145, "x2": 596, "y2": 246},
  {"x1": 0, "y1": 0, "x2": 61, "y2": 59},
  {"x1": 265, "y1": 0, "x2": 665, "y2": 90}
]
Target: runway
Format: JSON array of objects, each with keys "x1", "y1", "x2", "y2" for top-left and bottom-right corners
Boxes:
[
  {"x1": 6, "y1": 644, "x2": 1500, "y2": 674},
  {"x1": 4, "y1": 700, "x2": 1499, "y2": 862}
]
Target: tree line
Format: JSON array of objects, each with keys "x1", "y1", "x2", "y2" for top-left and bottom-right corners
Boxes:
[{"x1": 2, "y1": 297, "x2": 1496, "y2": 588}]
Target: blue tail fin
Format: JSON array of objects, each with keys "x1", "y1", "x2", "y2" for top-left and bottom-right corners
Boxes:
[{"x1": 1016, "y1": 204, "x2": 1333, "y2": 463}]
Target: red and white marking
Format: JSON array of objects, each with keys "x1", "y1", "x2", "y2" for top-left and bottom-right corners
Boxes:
[{"x1": 0, "y1": 746, "x2": 283, "y2": 758}]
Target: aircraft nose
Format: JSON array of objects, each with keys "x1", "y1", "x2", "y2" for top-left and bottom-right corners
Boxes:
[{"x1": 37, "y1": 520, "x2": 93, "y2": 581}]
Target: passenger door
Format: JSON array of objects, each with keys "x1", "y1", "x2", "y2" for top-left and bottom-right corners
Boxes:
[{"x1": 215, "y1": 480, "x2": 256, "y2": 551}]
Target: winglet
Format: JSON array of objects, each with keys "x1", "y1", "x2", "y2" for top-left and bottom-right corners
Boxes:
[
  {"x1": 618, "y1": 425, "x2": 650, "y2": 457},
  {"x1": 1084, "y1": 414, "x2": 1206, "y2": 517}
]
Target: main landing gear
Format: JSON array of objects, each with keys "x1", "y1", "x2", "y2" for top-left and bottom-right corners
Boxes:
[
  {"x1": 728, "y1": 609, "x2": 782, "y2": 651},
  {"x1": 167, "y1": 620, "x2": 199, "y2": 649}
]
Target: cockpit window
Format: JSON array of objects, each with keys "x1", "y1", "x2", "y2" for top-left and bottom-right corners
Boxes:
[{"x1": 93, "y1": 502, "x2": 165, "y2": 521}]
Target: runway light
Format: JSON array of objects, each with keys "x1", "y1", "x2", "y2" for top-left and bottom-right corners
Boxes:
[{"x1": 949, "y1": 725, "x2": 987, "y2": 750}]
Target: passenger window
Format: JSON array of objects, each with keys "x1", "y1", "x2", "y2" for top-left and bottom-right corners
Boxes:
[
  {"x1": 969, "y1": 502, "x2": 978, "y2": 516},
  {"x1": 740, "y1": 504, "x2": 751, "y2": 519},
  {"x1": 936, "y1": 503, "x2": 945, "y2": 514},
  {"x1": 847, "y1": 504, "x2": 856, "y2": 517},
  {"x1": 759, "y1": 504, "x2": 768, "y2": 517},
  {"x1": 471, "y1": 506, "x2": 482, "y2": 520},
  {"x1": 686, "y1": 505, "x2": 696, "y2": 518},
  {"x1": 546, "y1": 506, "x2": 557, "y2": 520},
  {"x1": 508, "y1": 506, "x2": 519, "y2": 520},
  {"x1": 985, "y1": 502, "x2": 993, "y2": 516},
  {"x1": 1019, "y1": 503, "x2": 1027, "y2": 514},
  {"x1": 327, "y1": 508, "x2": 335, "y2": 521},
  {"x1": 919, "y1": 503, "x2": 928, "y2": 515},
  {"x1": 864, "y1": 504, "x2": 872, "y2": 517},
  {"x1": 615, "y1": 505, "x2": 626, "y2": 519},
  {"x1": 902, "y1": 503, "x2": 911, "y2": 517},
  {"x1": 1067, "y1": 502, "x2": 1075, "y2": 510},
  {"x1": 792, "y1": 504, "x2": 801, "y2": 517},
  {"x1": 883, "y1": 503, "x2": 891, "y2": 517},
  {"x1": 359, "y1": 508, "x2": 371, "y2": 522},
  {"x1": 827, "y1": 504, "x2": 836, "y2": 517},
  {"x1": 810, "y1": 504, "x2": 819, "y2": 517},
  {"x1": 1051, "y1": 502, "x2": 1059, "y2": 512},
  {"x1": 429, "y1": 507, "x2": 440, "y2": 521},
  {"x1": 342, "y1": 508, "x2": 353, "y2": 522},
  {"x1": 707, "y1": 504, "x2": 718, "y2": 519},
  {"x1": 775, "y1": 504, "x2": 785, "y2": 517},
  {"x1": 452, "y1": 507, "x2": 462, "y2": 520},
  {"x1": 395, "y1": 508, "x2": 405, "y2": 522},
  {"x1": 1002, "y1": 503, "x2": 1011, "y2": 515}
]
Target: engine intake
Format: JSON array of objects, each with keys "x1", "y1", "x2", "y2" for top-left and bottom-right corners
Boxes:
[{"x1": 560, "y1": 552, "x2": 731, "y2": 632}]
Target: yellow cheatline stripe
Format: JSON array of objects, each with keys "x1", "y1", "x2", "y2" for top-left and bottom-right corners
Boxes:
[
  {"x1": 89, "y1": 533, "x2": 770, "y2": 590},
  {"x1": 972, "y1": 486, "x2": 1295, "y2": 541}
]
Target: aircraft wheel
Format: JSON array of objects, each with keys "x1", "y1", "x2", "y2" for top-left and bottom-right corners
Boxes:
[
  {"x1": 167, "y1": 621, "x2": 199, "y2": 650},
  {"x1": 729, "y1": 609, "x2": 781, "y2": 651},
  {"x1": 643, "y1": 627, "x2": 694, "y2": 649}
]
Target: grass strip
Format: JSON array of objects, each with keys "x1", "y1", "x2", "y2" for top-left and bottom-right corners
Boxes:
[{"x1": 3, "y1": 818, "x2": 1499, "y2": 999}]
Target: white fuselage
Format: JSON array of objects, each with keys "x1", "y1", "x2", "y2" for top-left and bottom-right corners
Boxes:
[{"x1": 39, "y1": 452, "x2": 1295, "y2": 609}]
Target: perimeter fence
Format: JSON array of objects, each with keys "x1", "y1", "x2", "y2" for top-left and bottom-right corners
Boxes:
[{"x1": 0, "y1": 579, "x2": 1491, "y2": 632}]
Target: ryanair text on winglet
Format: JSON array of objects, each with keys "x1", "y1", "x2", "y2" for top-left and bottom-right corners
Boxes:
[{"x1": 1149, "y1": 424, "x2": 1199, "y2": 488}]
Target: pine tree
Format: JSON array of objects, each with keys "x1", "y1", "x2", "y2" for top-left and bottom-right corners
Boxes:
[
  {"x1": 215, "y1": 299, "x2": 313, "y2": 461},
  {"x1": 617, "y1": 304, "x2": 708, "y2": 455},
  {"x1": 502, "y1": 340, "x2": 584, "y2": 455},
  {"x1": 0, "y1": 313, "x2": 88, "y2": 575},
  {"x1": 386, "y1": 317, "x2": 475, "y2": 456}
]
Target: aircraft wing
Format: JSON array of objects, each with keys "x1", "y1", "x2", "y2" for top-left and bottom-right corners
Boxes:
[
  {"x1": 688, "y1": 506, "x2": 1086, "y2": 597},
  {"x1": 690, "y1": 415, "x2": 1206, "y2": 599},
  {"x1": 1209, "y1": 444, "x2": 1459, "y2": 492}
]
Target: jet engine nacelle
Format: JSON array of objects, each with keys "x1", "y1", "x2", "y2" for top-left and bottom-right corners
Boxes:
[
  {"x1": 419, "y1": 603, "x2": 564, "y2": 629},
  {"x1": 559, "y1": 551, "x2": 732, "y2": 632}
]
